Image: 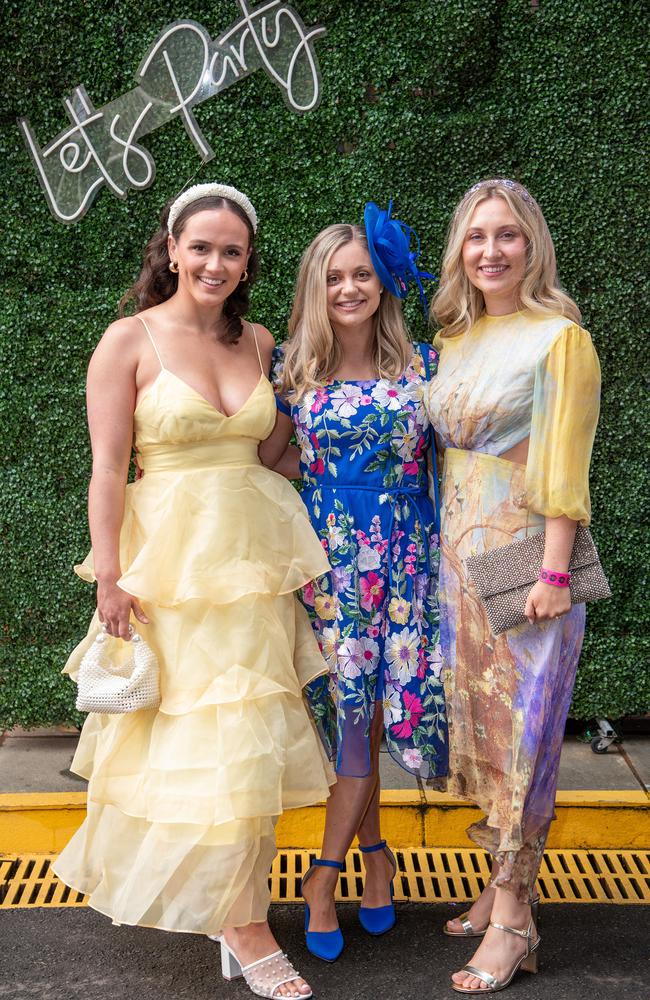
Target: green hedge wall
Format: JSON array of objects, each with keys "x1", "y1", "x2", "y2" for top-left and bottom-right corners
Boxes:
[{"x1": 2, "y1": 0, "x2": 648, "y2": 728}]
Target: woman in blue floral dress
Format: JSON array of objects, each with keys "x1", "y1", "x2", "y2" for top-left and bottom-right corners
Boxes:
[{"x1": 261, "y1": 206, "x2": 447, "y2": 961}]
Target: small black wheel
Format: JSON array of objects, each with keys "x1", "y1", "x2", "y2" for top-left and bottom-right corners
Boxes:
[{"x1": 591, "y1": 736, "x2": 611, "y2": 754}]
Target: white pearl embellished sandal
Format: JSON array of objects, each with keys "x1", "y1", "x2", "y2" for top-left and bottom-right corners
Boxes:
[{"x1": 216, "y1": 937, "x2": 313, "y2": 999}]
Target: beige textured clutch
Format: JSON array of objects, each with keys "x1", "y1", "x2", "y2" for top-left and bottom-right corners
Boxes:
[{"x1": 465, "y1": 525, "x2": 611, "y2": 636}]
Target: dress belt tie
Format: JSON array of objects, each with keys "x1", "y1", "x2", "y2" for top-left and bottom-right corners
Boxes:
[{"x1": 315, "y1": 483, "x2": 432, "y2": 591}]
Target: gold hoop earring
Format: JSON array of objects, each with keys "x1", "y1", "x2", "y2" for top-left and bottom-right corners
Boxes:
[
  {"x1": 169, "y1": 261, "x2": 179, "y2": 273},
  {"x1": 240, "y1": 269, "x2": 249, "y2": 282}
]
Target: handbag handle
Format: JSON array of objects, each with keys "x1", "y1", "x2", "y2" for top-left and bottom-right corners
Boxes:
[{"x1": 97, "y1": 623, "x2": 137, "y2": 643}]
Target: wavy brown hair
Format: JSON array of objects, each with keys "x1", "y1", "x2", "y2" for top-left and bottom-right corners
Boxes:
[{"x1": 119, "y1": 195, "x2": 259, "y2": 343}]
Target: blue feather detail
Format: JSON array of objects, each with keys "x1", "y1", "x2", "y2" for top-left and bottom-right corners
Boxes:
[{"x1": 364, "y1": 200, "x2": 435, "y2": 315}]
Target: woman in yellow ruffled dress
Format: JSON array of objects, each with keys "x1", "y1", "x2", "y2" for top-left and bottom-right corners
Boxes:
[{"x1": 53, "y1": 184, "x2": 335, "y2": 1000}]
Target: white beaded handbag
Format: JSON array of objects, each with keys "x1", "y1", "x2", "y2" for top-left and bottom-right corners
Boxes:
[{"x1": 76, "y1": 625, "x2": 160, "y2": 714}]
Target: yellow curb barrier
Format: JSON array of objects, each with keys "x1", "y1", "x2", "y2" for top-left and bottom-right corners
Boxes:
[
  {"x1": 1, "y1": 788, "x2": 648, "y2": 855},
  {"x1": 0, "y1": 792, "x2": 88, "y2": 854}
]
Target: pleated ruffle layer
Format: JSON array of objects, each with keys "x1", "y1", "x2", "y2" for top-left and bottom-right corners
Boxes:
[
  {"x1": 54, "y1": 464, "x2": 334, "y2": 933},
  {"x1": 75, "y1": 463, "x2": 330, "y2": 606}
]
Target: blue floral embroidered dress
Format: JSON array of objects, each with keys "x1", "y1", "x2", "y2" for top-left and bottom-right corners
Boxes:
[{"x1": 272, "y1": 344, "x2": 448, "y2": 781}]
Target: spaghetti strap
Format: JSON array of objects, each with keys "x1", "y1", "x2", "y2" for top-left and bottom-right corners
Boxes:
[
  {"x1": 136, "y1": 315, "x2": 165, "y2": 371},
  {"x1": 249, "y1": 322, "x2": 264, "y2": 376}
]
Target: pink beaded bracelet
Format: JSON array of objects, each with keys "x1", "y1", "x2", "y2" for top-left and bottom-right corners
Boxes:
[{"x1": 539, "y1": 568, "x2": 571, "y2": 588}]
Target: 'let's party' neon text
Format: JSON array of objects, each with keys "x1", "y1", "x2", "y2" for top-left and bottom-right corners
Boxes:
[{"x1": 19, "y1": 1, "x2": 326, "y2": 223}]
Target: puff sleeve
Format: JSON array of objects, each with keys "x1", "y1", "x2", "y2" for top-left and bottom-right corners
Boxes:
[
  {"x1": 525, "y1": 323, "x2": 600, "y2": 525},
  {"x1": 270, "y1": 344, "x2": 291, "y2": 416}
]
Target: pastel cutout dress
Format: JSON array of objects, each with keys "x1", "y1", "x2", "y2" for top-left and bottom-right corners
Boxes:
[
  {"x1": 53, "y1": 320, "x2": 335, "y2": 934},
  {"x1": 272, "y1": 344, "x2": 448, "y2": 782},
  {"x1": 424, "y1": 311, "x2": 600, "y2": 901}
]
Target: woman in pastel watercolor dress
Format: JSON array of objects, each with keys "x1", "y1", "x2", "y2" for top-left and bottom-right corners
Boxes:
[
  {"x1": 262, "y1": 206, "x2": 448, "y2": 962},
  {"x1": 424, "y1": 179, "x2": 600, "y2": 993},
  {"x1": 53, "y1": 184, "x2": 336, "y2": 1000}
]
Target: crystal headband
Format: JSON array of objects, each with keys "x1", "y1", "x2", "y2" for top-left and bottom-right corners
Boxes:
[
  {"x1": 167, "y1": 183, "x2": 258, "y2": 234},
  {"x1": 464, "y1": 178, "x2": 533, "y2": 203}
]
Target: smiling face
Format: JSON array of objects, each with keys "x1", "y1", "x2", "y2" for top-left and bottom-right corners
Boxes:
[
  {"x1": 168, "y1": 207, "x2": 250, "y2": 308},
  {"x1": 325, "y1": 239, "x2": 382, "y2": 336},
  {"x1": 462, "y1": 196, "x2": 528, "y2": 315}
]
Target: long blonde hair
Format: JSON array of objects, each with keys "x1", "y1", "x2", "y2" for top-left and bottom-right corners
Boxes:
[
  {"x1": 431, "y1": 180, "x2": 581, "y2": 338},
  {"x1": 281, "y1": 224, "x2": 412, "y2": 402}
]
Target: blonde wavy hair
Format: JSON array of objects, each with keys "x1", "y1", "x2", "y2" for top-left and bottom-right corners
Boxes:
[
  {"x1": 431, "y1": 179, "x2": 581, "y2": 338},
  {"x1": 280, "y1": 224, "x2": 412, "y2": 402}
]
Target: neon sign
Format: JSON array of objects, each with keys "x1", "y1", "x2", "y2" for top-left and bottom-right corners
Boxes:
[{"x1": 18, "y1": 1, "x2": 326, "y2": 224}]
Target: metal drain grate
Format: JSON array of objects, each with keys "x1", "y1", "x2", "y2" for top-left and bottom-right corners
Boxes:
[
  {"x1": 0, "y1": 856, "x2": 86, "y2": 909},
  {"x1": 2, "y1": 849, "x2": 649, "y2": 909}
]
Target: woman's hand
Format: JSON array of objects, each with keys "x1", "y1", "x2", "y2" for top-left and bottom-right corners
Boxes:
[
  {"x1": 524, "y1": 579, "x2": 571, "y2": 624},
  {"x1": 97, "y1": 578, "x2": 149, "y2": 639},
  {"x1": 525, "y1": 513, "x2": 577, "y2": 624}
]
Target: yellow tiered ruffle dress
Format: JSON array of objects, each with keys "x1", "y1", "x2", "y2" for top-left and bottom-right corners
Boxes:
[{"x1": 53, "y1": 366, "x2": 335, "y2": 934}]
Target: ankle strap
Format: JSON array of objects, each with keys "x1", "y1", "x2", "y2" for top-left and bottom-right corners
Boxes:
[
  {"x1": 312, "y1": 858, "x2": 344, "y2": 870},
  {"x1": 489, "y1": 919, "x2": 533, "y2": 939},
  {"x1": 359, "y1": 840, "x2": 387, "y2": 854}
]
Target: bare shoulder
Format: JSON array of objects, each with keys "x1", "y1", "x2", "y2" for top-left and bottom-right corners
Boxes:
[
  {"x1": 91, "y1": 315, "x2": 146, "y2": 372},
  {"x1": 249, "y1": 322, "x2": 275, "y2": 350},
  {"x1": 98, "y1": 315, "x2": 144, "y2": 349},
  {"x1": 249, "y1": 321, "x2": 276, "y2": 368}
]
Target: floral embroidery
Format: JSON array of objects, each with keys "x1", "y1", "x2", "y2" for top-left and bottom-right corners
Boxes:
[
  {"x1": 386, "y1": 627, "x2": 420, "y2": 685},
  {"x1": 402, "y1": 746, "x2": 424, "y2": 769},
  {"x1": 371, "y1": 381, "x2": 406, "y2": 410},
  {"x1": 391, "y1": 690, "x2": 424, "y2": 738},
  {"x1": 359, "y1": 571, "x2": 385, "y2": 610},
  {"x1": 314, "y1": 593, "x2": 338, "y2": 620},
  {"x1": 271, "y1": 344, "x2": 448, "y2": 779},
  {"x1": 388, "y1": 596, "x2": 411, "y2": 624},
  {"x1": 330, "y1": 383, "x2": 364, "y2": 417}
]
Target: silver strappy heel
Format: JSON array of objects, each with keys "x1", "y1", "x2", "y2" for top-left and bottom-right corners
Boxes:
[
  {"x1": 444, "y1": 894, "x2": 538, "y2": 940},
  {"x1": 451, "y1": 918, "x2": 540, "y2": 994},
  {"x1": 443, "y1": 911, "x2": 488, "y2": 938}
]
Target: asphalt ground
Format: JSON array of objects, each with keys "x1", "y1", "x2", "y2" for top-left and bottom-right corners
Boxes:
[{"x1": 2, "y1": 901, "x2": 648, "y2": 1000}]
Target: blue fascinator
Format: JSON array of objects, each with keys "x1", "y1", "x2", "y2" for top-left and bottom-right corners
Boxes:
[{"x1": 364, "y1": 200, "x2": 434, "y2": 314}]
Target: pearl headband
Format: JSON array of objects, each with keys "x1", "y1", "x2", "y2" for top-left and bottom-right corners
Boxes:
[{"x1": 167, "y1": 183, "x2": 258, "y2": 234}]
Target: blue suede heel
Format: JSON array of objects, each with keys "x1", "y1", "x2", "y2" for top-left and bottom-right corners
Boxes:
[
  {"x1": 301, "y1": 858, "x2": 345, "y2": 962},
  {"x1": 358, "y1": 840, "x2": 397, "y2": 936}
]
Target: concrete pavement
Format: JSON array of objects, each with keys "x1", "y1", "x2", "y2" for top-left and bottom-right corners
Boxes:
[{"x1": 1, "y1": 728, "x2": 648, "y2": 795}]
